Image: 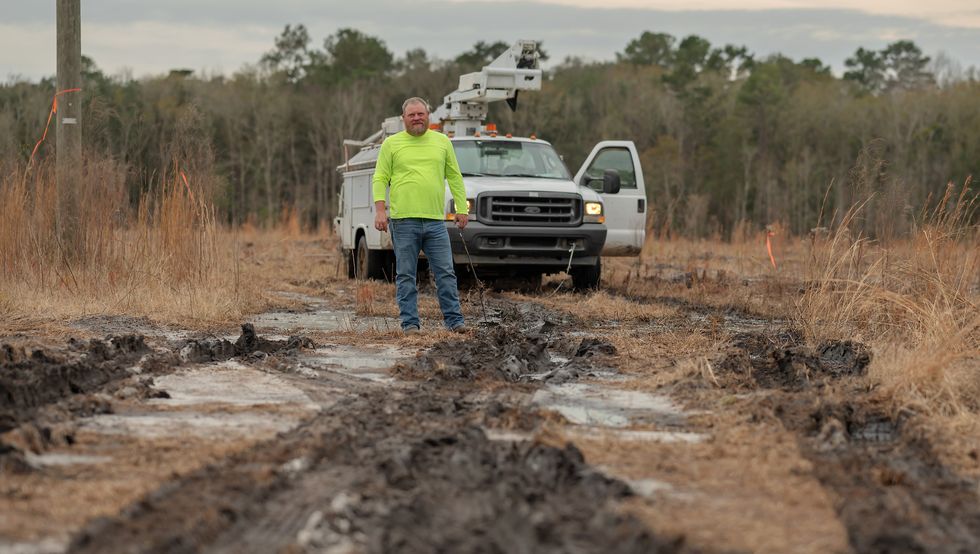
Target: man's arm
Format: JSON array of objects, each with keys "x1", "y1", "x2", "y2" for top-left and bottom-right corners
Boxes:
[
  {"x1": 444, "y1": 139, "x2": 468, "y2": 229},
  {"x1": 372, "y1": 139, "x2": 393, "y2": 231}
]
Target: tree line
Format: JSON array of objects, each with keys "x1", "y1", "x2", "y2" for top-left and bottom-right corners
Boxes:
[{"x1": 1, "y1": 27, "x2": 976, "y2": 237}]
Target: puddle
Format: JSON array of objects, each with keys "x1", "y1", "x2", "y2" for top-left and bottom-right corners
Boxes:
[
  {"x1": 150, "y1": 361, "x2": 320, "y2": 408},
  {"x1": 532, "y1": 383, "x2": 687, "y2": 428},
  {"x1": 81, "y1": 410, "x2": 311, "y2": 440},
  {"x1": 483, "y1": 428, "x2": 533, "y2": 442},
  {"x1": 24, "y1": 453, "x2": 113, "y2": 467},
  {"x1": 567, "y1": 427, "x2": 707, "y2": 444},
  {"x1": 80, "y1": 362, "x2": 320, "y2": 440},
  {"x1": 0, "y1": 538, "x2": 67, "y2": 554},
  {"x1": 298, "y1": 345, "x2": 407, "y2": 384},
  {"x1": 251, "y1": 310, "x2": 398, "y2": 333},
  {"x1": 622, "y1": 477, "x2": 675, "y2": 497}
]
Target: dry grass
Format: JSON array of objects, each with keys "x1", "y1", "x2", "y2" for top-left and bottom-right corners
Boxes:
[
  {"x1": 0, "y1": 161, "x2": 267, "y2": 332},
  {"x1": 532, "y1": 290, "x2": 679, "y2": 323},
  {"x1": 798, "y1": 183, "x2": 980, "y2": 418},
  {"x1": 599, "y1": 231, "x2": 804, "y2": 318}
]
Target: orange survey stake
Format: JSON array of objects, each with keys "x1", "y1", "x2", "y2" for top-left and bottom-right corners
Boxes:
[{"x1": 766, "y1": 230, "x2": 777, "y2": 269}]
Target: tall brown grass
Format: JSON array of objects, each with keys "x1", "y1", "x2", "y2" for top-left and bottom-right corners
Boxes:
[
  {"x1": 798, "y1": 181, "x2": 980, "y2": 416},
  {"x1": 0, "y1": 159, "x2": 254, "y2": 327}
]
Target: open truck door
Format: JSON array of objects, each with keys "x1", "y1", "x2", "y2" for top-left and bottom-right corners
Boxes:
[{"x1": 574, "y1": 141, "x2": 646, "y2": 255}]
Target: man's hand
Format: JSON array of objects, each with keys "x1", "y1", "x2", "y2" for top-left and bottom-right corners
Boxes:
[
  {"x1": 374, "y1": 202, "x2": 388, "y2": 232},
  {"x1": 454, "y1": 213, "x2": 469, "y2": 230}
]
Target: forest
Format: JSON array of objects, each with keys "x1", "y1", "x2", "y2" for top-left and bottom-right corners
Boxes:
[{"x1": 1, "y1": 27, "x2": 977, "y2": 238}]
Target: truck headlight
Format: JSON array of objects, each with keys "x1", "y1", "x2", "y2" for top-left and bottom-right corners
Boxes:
[
  {"x1": 446, "y1": 199, "x2": 475, "y2": 220},
  {"x1": 584, "y1": 201, "x2": 604, "y2": 223}
]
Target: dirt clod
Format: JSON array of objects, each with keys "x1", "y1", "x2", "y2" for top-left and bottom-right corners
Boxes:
[
  {"x1": 0, "y1": 335, "x2": 149, "y2": 434},
  {"x1": 399, "y1": 325, "x2": 615, "y2": 384},
  {"x1": 179, "y1": 323, "x2": 315, "y2": 363},
  {"x1": 574, "y1": 337, "x2": 618, "y2": 357},
  {"x1": 717, "y1": 332, "x2": 872, "y2": 389}
]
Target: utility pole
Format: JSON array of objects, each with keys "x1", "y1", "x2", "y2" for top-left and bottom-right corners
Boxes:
[{"x1": 56, "y1": 0, "x2": 82, "y2": 258}]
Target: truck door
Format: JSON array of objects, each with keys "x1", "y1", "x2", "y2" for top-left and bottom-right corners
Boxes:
[{"x1": 574, "y1": 141, "x2": 646, "y2": 255}]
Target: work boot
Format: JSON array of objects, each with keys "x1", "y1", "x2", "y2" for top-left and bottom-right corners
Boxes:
[
  {"x1": 403, "y1": 326, "x2": 420, "y2": 335},
  {"x1": 450, "y1": 324, "x2": 468, "y2": 334}
]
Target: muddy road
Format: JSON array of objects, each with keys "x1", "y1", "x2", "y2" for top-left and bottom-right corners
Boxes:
[{"x1": 2, "y1": 285, "x2": 979, "y2": 553}]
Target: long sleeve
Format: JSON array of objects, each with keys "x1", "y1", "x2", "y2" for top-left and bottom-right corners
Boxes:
[
  {"x1": 444, "y1": 140, "x2": 467, "y2": 214},
  {"x1": 372, "y1": 140, "x2": 392, "y2": 203}
]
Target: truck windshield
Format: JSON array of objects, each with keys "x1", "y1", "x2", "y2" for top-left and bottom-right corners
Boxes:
[{"x1": 453, "y1": 140, "x2": 571, "y2": 180}]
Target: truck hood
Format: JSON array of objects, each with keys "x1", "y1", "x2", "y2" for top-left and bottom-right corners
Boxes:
[{"x1": 455, "y1": 176, "x2": 601, "y2": 202}]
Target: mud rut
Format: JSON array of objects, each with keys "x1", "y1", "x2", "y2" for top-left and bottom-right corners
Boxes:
[{"x1": 2, "y1": 292, "x2": 979, "y2": 553}]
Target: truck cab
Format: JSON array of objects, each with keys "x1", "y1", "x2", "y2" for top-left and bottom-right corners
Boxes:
[{"x1": 445, "y1": 135, "x2": 644, "y2": 288}]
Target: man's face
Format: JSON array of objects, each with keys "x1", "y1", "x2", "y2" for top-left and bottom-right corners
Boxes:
[{"x1": 402, "y1": 102, "x2": 429, "y2": 136}]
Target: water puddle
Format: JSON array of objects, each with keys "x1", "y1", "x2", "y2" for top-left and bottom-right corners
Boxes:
[
  {"x1": 251, "y1": 310, "x2": 397, "y2": 333},
  {"x1": 483, "y1": 428, "x2": 534, "y2": 442},
  {"x1": 299, "y1": 345, "x2": 408, "y2": 384},
  {"x1": 0, "y1": 538, "x2": 67, "y2": 554},
  {"x1": 566, "y1": 427, "x2": 706, "y2": 444},
  {"x1": 81, "y1": 362, "x2": 320, "y2": 440},
  {"x1": 150, "y1": 361, "x2": 320, "y2": 408},
  {"x1": 621, "y1": 476, "x2": 675, "y2": 497},
  {"x1": 24, "y1": 453, "x2": 113, "y2": 467},
  {"x1": 81, "y1": 410, "x2": 308, "y2": 440},
  {"x1": 531, "y1": 382, "x2": 687, "y2": 428}
]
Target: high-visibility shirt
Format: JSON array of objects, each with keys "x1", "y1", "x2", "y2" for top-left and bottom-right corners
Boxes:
[{"x1": 372, "y1": 130, "x2": 467, "y2": 220}]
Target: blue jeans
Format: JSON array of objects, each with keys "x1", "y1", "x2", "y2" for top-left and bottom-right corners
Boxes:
[{"x1": 389, "y1": 218, "x2": 464, "y2": 330}]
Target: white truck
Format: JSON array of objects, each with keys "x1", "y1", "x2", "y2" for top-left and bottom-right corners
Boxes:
[{"x1": 336, "y1": 40, "x2": 646, "y2": 289}]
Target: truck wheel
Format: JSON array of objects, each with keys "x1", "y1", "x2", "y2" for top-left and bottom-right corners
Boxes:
[
  {"x1": 571, "y1": 258, "x2": 601, "y2": 291},
  {"x1": 355, "y1": 235, "x2": 386, "y2": 280}
]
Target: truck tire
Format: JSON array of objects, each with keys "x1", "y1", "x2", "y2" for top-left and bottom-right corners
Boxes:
[
  {"x1": 355, "y1": 235, "x2": 387, "y2": 281},
  {"x1": 571, "y1": 258, "x2": 601, "y2": 291}
]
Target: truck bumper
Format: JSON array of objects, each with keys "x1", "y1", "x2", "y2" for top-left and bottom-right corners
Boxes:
[{"x1": 447, "y1": 222, "x2": 605, "y2": 271}]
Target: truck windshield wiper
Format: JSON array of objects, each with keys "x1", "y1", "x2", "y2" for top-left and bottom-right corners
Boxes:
[{"x1": 500, "y1": 173, "x2": 565, "y2": 179}]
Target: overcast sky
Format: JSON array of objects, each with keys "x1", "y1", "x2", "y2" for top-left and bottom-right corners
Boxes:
[{"x1": 2, "y1": 0, "x2": 979, "y2": 82}]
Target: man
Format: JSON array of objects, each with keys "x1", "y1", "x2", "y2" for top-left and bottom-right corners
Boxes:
[{"x1": 372, "y1": 97, "x2": 469, "y2": 334}]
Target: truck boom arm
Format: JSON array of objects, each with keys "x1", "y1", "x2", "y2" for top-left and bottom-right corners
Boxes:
[
  {"x1": 431, "y1": 40, "x2": 542, "y2": 136},
  {"x1": 343, "y1": 39, "x2": 543, "y2": 166}
]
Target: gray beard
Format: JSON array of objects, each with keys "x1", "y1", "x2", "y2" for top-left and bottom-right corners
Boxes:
[{"x1": 407, "y1": 126, "x2": 426, "y2": 137}]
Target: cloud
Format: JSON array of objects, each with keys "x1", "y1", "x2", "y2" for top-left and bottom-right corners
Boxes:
[
  {"x1": 83, "y1": 21, "x2": 276, "y2": 78},
  {"x1": 3, "y1": 0, "x2": 980, "y2": 81},
  {"x1": 1, "y1": 23, "x2": 56, "y2": 82},
  {"x1": 519, "y1": 0, "x2": 980, "y2": 29}
]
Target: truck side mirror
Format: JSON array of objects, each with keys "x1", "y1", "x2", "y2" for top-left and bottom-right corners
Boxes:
[{"x1": 602, "y1": 169, "x2": 621, "y2": 194}]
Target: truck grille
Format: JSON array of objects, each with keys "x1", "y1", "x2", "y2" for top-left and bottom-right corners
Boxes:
[{"x1": 479, "y1": 193, "x2": 581, "y2": 226}]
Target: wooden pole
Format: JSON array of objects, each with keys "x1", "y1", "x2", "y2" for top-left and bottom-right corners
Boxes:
[{"x1": 56, "y1": 0, "x2": 82, "y2": 259}]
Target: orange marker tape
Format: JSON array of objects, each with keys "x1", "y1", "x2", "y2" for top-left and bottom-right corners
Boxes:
[
  {"x1": 766, "y1": 230, "x2": 777, "y2": 269},
  {"x1": 28, "y1": 87, "x2": 83, "y2": 168},
  {"x1": 179, "y1": 170, "x2": 196, "y2": 203}
]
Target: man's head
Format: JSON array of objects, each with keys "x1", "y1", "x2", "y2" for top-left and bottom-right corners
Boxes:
[{"x1": 401, "y1": 97, "x2": 430, "y2": 136}]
